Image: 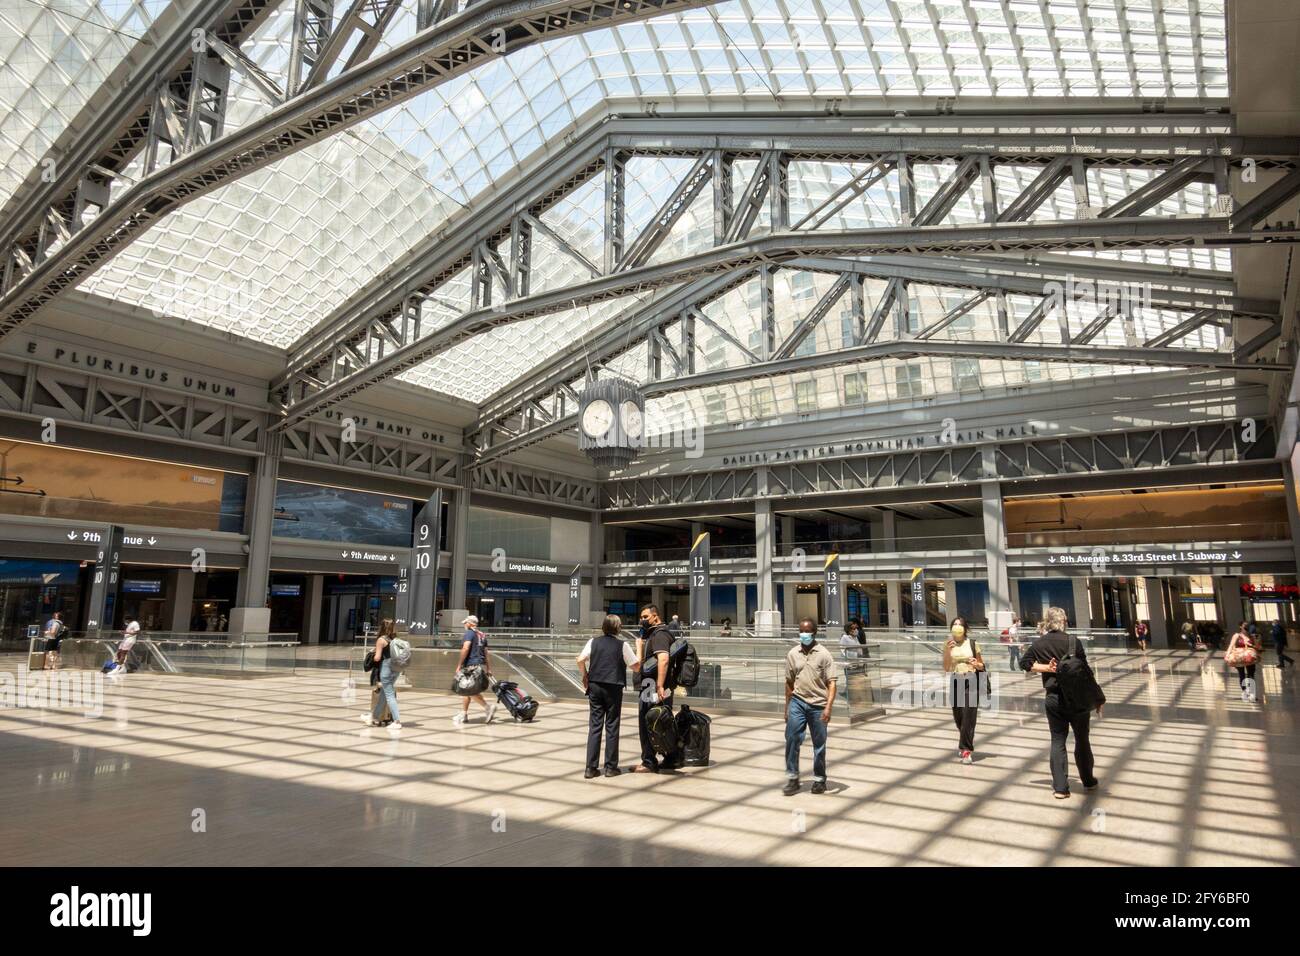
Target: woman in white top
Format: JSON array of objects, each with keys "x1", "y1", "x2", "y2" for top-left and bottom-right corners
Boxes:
[
  {"x1": 839, "y1": 622, "x2": 862, "y2": 659},
  {"x1": 942, "y1": 618, "x2": 985, "y2": 764}
]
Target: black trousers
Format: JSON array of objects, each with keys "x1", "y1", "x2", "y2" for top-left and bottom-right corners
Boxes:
[
  {"x1": 1235, "y1": 665, "x2": 1257, "y2": 688},
  {"x1": 638, "y1": 693, "x2": 680, "y2": 770},
  {"x1": 1044, "y1": 695, "x2": 1096, "y2": 794},
  {"x1": 586, "y1": 682, "x2": 623, "y2": 772},
  {"x1": 949, "y1": 674, "x2": 979, "y2": 752}
]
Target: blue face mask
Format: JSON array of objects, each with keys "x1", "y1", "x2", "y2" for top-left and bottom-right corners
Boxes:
[{"x1": 799, "y1": 632, "x2": 814, "y2": 646}]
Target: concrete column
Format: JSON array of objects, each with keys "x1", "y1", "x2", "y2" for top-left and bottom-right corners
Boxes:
[
  {"x1": 940, "y1": 581, "x2": 957, "y2": 624},
  {"x1": 586, "y1": 512, "x2": 605, "y2": 626},
  {"x1": 1215, "y1": 575, "x2": 1243, "y2": 630},
  {"x1": 444, "y1": 479, "x2": 471, "y2": 626},
  {"x1": 882, "y1": 510, "x2": 897, "y2": 551},
  {"x1": 735, "y1": 584, "x2": 748, "y2": 629},
  {"x1": 1144, "y1": 577, "x2": 1170, "y2": 648},
  {"x1": 779, "y1": 515, "x2": 797, "y2": 620},
  {"x1": 650, "y1": 585, "x2": 665, "y2": 611},
  {"x1": 1071, "y1": 577, "x2": 1092, "y2": 629},
  {"x1": 303, "y1": 573, "x2": 323, "y2": 644},
  {"x1": 755, "y1": 495, "x2": 779, "y2": 635},
  {"x1": 1089, "y1": 580, "x2": 1106, "y2": 627},
  {"x1": 886, "y1": 580, "x2": 902, "y2": 629},
  {"x1": 165, "y1": 569, "x2": 195, "y2": 633},
  {"x1": 980, "y1": 468, "x2": 1013, "y2": 630},
  {"x1": 231, "y1": 431, "x2": 280, "y2": 635},
  {"x1": 1285, "y1": 458, "x2": 1300, "y2": 576}
]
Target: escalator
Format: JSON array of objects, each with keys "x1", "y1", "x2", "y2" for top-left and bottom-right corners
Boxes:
[{"x1": 494, "y1": 650, "x2": 586, "y2": 700}]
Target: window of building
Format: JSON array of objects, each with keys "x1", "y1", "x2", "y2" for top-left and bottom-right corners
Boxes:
[
  {"x1": 953, "y1": 358, "x2": 982, "y2": 391},
  {"x1": 843, "y1": 371, "x2": 868, "y2": 405},
  {"x1": 748, "y1": 386, "x2": 776, "y2": 420},
  {"x1": 895, "y1": 364, "x2": 923, "y2": 399},
  {"x1": 467, "y1": 507, "x2": 550, "y2": 559},
  {"x1": 795, "y1": 380, "x2": 818, "y2": 411}
]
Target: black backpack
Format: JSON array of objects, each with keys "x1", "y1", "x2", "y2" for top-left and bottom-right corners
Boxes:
[
  {"x1": 642, "y1": 630, "x2": 696, "y2": 689},
  {"x1": 675, "y1": 705, "x2": 711, "y2": 766},
  {"x1": 1056, "y1": 635, "x2": 1105, "y2": 713},
  {"x1": 644, "y1": 703, "x2": 678, "y2": 755}
]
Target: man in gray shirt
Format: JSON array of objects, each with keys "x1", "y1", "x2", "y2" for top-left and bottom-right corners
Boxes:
[{"x1": 784, "y1": 618, "x2": 838, "y2": 796}]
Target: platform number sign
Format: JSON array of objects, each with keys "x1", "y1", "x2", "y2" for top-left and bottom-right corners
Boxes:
[
  {"x1": 824, "y1": 554, "x2": 844, "y2": 629},
  {"x1": 568, "y1": 566, "x2": 581, "y2": 627},
  {"x1": 910, "y1": 567, "x2": 926, "y2": 629},
  {"x1": 405, "y1": 490, "x2": 442, "y2": 636},
  {"x1": 689, "y1": 532, "x2": 710, "y2": 630},
  {"x1": 85, "y1": 525, "x2": 124, "y2": 632}
]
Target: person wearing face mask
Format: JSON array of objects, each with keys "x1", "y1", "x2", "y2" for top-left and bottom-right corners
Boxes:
[
  {"x1": 943, "y1": 617, "x2": 985, "y2": 765},
  {"x1": 783, "y1": 618, "x2": 838, "y2": 796},
  {"x1": 634, "y1": 604, "x2": 684, "y2": 773}
]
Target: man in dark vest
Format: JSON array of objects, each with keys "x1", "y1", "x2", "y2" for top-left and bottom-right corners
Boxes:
[{"x1": 577, "y1": 614, "x2": 639, "y2": 778}]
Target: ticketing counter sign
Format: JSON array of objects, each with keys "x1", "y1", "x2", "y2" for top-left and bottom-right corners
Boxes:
[
  {"x1": 910, "y1": 567, "x2": 926, "y2": 628},
  {"x1": 568, "y1": 565, "x2": 581, "y2": 626},
  {"x1": 689, "y1": 533, "x2": 711, "y2": 629},
  {"x1": 400, "y1": 490, "x2": 442, "y2": 636},
  {"x1": 824, "y1": 554, "x2": 844, "y2": 629},
  {"x1": 85, "y1": 525, "x2": 124, "y2": 632}
]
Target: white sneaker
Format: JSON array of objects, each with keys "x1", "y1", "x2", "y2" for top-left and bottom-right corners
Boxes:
[
  {"x1": 388, "y1": 722, "x2": 403, "y2": 732},
  {"x1": 484, "y1": 702, "x2": 498, "y2": 724},
  {"x1": 360, "y1": 713, "x2": 373, "y2": 724},
  {"x1": 452, "y1": 712, "x2": 465, "y2": 727}
]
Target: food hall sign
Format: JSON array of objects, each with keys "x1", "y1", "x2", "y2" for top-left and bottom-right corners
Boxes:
[{"x1": 720, "y1": 424, "x2": 1039, "y2": 466}]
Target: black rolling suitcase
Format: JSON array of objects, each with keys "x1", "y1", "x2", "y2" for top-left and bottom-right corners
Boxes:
[
  {"x1": 491, "y1": 679, "x2": 539, "y2": 721},
  {"x1": 675, "y1": 705, "x2": 711, "y2": 766}
]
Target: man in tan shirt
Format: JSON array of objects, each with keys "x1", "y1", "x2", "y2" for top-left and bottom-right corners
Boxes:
[{"x1": 784, "y1": 617, "x2": 838, "y2": 795}]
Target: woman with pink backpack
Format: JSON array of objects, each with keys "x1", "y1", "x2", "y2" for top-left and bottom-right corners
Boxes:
[{"x1": 1225, "y1": 621, "x2": 1261, "y2": 703}]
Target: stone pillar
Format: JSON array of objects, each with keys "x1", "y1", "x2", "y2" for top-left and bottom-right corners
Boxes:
[
  {"x1": 231, "y1": 431, "x2": 280, "y2": 636},
  {"x1": 754, "y1": 490, "x2": 779, "y2": 636},
  {"x1": 444, "y1": 477, "x2": 471, "y2": 628},
  {"x1": 1071, "y1": 577, "x2": 1092, "y2": 629},
  {"x1": 735, "y1": 584, "x2": 748, "y2": 629},
  {"x1": 586, "y1": 511, "x2": 605, "y2": 626},
  {"x1": 940, "y1": 581, "x2": 957, "y2": 624},
  {"x1": 779, "y1": 514, "x2": 796, "y2": 618},
  {"x1": 979, "y1": 463, "x2": 1013, "y2": 630},
  {"x1": 882, "y1": 510, "x2": 897, "y2": 551},
  {"x1": 1215, "y1": 575, "x2": 1242, "y2": 630},
  {"x1": 886, "y1": 580, "x2": 902, "y2": 629},
  {"x1": 303, "y1": 573, "x2": 323, "y2": 644},
  {"x1": 165, "y1": 569, "x2": 195, "y2": 634},
  {"x1": 1144, "y1": 577, "x2": 1170, "y2": 648}
]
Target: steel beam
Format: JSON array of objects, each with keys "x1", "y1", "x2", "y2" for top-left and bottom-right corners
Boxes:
[{"x1": 0, "y1": 0, "x2": 718, "y2": 334}]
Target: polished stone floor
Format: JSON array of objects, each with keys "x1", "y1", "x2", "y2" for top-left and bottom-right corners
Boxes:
[{"x1": 1, "y1": 657, "x2": 1297, "y2": 866}]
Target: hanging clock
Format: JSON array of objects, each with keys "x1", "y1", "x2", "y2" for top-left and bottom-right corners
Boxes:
[{"x1": 578, "y1": 378, "x2": 645, "y2": 470}]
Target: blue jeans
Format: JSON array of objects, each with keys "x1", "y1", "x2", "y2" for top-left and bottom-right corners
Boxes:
[
  {"x1": 785, "y1": 696, "x2": 827, "y2": 782},
  {"x1": 372, "y1": 660, "x2": 400, "y2": 723}
]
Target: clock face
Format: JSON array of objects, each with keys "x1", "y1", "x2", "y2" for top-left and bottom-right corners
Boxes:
[
  {"x1": 581, "y1": 398, "x2": 614, "y2": 439},
  {"x1": 620, "y1": 401, "x2": 644, "y2": 440}
]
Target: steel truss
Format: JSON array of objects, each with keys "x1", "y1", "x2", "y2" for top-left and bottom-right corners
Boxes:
[
  {"x1": 0, "y1": 0, "x2": 714, "y2": 335},
  {"x1": 266, "y1": 113, "x2": 1300, "y2": 441},
  {"x1": 601, "y1": 422, "x2": 1278, "y2": 511},
  {"x1": 470, "y1": 459, "x2": 599, "y2": 509}
]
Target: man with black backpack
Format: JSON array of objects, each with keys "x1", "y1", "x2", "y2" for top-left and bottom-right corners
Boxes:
[
  {"x1": 1019, "y1": 606, "x2": 1105, "y2": 799},
  {"x1": 634, "y1": 605, "x2": 684, "y2": 773}
]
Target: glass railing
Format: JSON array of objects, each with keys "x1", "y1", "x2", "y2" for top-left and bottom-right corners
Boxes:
[
  {"x1": 603, "y1": 544, "x2": 758, "y2": 562},
  {"x1": 27, "y1": 634, "x2": 299, "y2": 676},
  {"x1": 776, "y1": 533, "x2": 985, "y2": 555}
]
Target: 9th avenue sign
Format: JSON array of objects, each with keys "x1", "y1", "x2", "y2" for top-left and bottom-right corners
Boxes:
[{"x1": 1046, "y1": 548, "x2": 1244, "y2": 566}]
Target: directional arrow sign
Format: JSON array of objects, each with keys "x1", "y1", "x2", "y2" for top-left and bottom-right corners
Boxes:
[
  {"x1": 66, "y1": 531, "x2": 76, "y2": 541},
  {"x1": 1233, "y1": 551, "x2": 1242, "y2": 559},
  {"x1": 147, "y1": 536, "x2": 157, "y2": 546}
]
